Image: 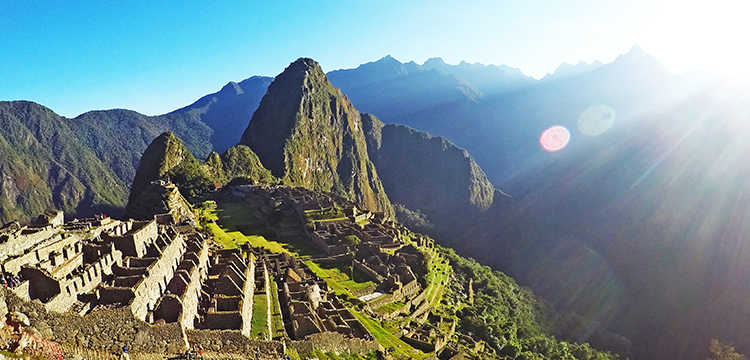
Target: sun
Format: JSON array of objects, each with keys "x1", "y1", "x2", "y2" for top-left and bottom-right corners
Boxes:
[{"x1": 640, "y1": 0, "x2": 750, "y2": 81}]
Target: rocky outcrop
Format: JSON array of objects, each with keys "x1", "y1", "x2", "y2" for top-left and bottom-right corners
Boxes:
[
  {"x1": 126, "y1": 131, "x2": 212, "y2": 214},
  {"x1": 126, "y1": 132, "x2": 277, "y2": 219},
  {"x1": 1, "y1": 287, "x2": 185, "y2": 354},
  {"x1": 241, "y1": 58, "x2": 393, "y2": 216},
  {"x1": 125, "y1": 180, "x2": 195, "y2": 222}
]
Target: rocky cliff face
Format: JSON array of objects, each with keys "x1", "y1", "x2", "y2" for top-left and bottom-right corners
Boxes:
[
  {"x1": 241, "y1": 58, "x2": 393, "y2": 216},
  {"x1": 361, "y1": 114, "x2": 495, "y2": 226}
]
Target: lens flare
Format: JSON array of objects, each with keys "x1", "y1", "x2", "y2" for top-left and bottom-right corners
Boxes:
[
  {"x1": 540, "y1": 126, "x2": 570, "y2": 152},
  {"x1": 578, "y1": 105, "x2": 616, "y2": 136}
]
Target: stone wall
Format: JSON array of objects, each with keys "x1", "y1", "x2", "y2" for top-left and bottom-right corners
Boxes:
[
  {"x1": 129, "y1": 232, "x2": 186, "y2": 320},
  {"x1": 287, "y1": 332, "x2": 379, "y2": 355},
  {"x1": 241, "y1": 258, "x2": 256, "y2": 337},
  {"x1": 179, "y1": 237, "x2": 209, "y2": 329},
  {"x1": 105, "y1": 220, "x2": 158, "y2": 258},
  {"x1": 353, "y1": 259, "x2": 385, "y2": 283},
  {"x1": 154, "y1": 235, "x2": 210, "y2": 329},
  {"x1": 0, "y1": 226, "x2": 57, "y2": 264},
  {"x1": 45, "y1": 249, "x2": 122, "y2": 313},
  {"x1": 185, "y1": 329, "x2": 284, "y2": 358},
  {"x1": 0, "y1": 288, "x2": 8, "y2": 321},
  {"x1": 1, "y1": 287, "x2": 186, "y2": 353},
  {"x1": 2, "y1": 233, "x2": 79, "y2": 275}
]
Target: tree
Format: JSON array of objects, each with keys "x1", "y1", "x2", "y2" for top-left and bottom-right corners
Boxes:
[
  {"x1": 709, "y1": 339, "x2": 747, "y2": 360},
  {"x1": 343, "y1": 235, "x2": 361, "y2": 248}
]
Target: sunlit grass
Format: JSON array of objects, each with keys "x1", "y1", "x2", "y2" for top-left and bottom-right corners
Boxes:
[
  {"x1": 304, "y1": 260, "x2": 375, "y2": 297},
  {"x1": 375, "y1": 301, "x2": 405, "y2": 315},
  {"x1": 349, "y1": 308, "x2": 430, "y2": 359},
  {"x1": 422, "y1": 249, "x2": 451, "y2": 310},
  {"x1": 250, "y1": 293, "x2": 269, "y2": 339},
  {"x1": 269, "y1": 275, "x2": 286, "y2": 339}
]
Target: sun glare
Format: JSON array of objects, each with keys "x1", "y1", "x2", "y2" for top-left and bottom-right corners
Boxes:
[
  {"x1": 642, "y1": 0, "x2": 750, "y2": 81},
  {"x1": 540, "y1": 126, "x2": 570, "y2": 152}
]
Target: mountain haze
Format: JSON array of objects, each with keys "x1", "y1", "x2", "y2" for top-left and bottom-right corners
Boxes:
[{"x1": 331, "y1": 47, "x2": 686, "y2": 183}]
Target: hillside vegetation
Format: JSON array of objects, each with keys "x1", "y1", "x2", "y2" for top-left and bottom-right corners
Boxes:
[{"x1": 0, "y1": 101, "x2": 127, "y2": 223}]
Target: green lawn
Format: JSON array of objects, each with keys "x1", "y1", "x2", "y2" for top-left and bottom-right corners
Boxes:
[
  {"x1": 203, "y1": 199, "x2": 316, "y2": 255},
  {"x1": 286, "y1": 348, "x2": 379, "y2": 360},
  {"x1": 304, "y1": 207, "x2": 346, "y2": 221},
  {"x1": 349, "y1": 308, "x2": 430, "y2": 360},
  {"x1": 0, "y1": 351, "x2": 22, "y2": 358},
  {"x1": 269, "y1": 275, "x2": 286, "y2": 339},
  {"x1": 214, "y1": 200, "x2": 268, "y2": 230},
  {"x1": 205, "y1": 222, "x2": 275, "y2": 250},
  {"x1": 423, "y1": 253, "x2": 452, "y2": 309},
  {"x1": 304, "y1": 260, "x2": 375, "y2": 297},
  {"x1": 375, "y1": 301, "x2": 405, "y2": 315},
  {"x1": 251, "y1": 293, "x2": 270, "y2": 339},
  {"x1": 194, "y1": 200, "x2": 218, "y2": 229}
]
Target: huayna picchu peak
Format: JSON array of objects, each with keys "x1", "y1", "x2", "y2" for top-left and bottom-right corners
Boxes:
[{"x1": 241, "y1": 58, "x2": 394, "y2": 217}]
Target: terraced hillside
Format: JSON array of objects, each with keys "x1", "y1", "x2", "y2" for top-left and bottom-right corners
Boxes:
[{"x1": 195, "y1": 184, "x2": 617, "y2": 359}]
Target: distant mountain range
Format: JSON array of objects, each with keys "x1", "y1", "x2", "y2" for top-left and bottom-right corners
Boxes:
[{"x1": 329, "y1": 46, "x2": 687, "y2": 184}]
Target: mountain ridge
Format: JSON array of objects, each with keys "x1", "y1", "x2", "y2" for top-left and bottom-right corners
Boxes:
[{"x1": 0, "y1": 101, "x2": 128, "y2": 223}]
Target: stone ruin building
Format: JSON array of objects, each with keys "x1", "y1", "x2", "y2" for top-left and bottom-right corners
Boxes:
[
  {"x1": 234, "y1": 185, "x2": 432, "y2": 307},
  {"x1": 0, "y1": 210, "x2": 216, "y2": 330},
  {"x1": 196, "y1": 248, "x2": 255, "y2": 336},
  {"x1": 0, "y1": 206, "x2": 374, "y2": 347},
  {"x1": 246, "y1": 246, "x2": 372, "y2": 341},
  {"x1": 0, "y1": 182, "x2": 461, "y2": 358}
]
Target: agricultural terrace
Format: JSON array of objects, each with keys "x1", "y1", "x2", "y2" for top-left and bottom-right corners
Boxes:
[{"x1": 349, "y1": 309, "x2": 432, "y2": 360}]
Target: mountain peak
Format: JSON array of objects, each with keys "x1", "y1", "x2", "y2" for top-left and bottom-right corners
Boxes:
[
  {"x1": 424, "y1": 57, "x2": 447, "y2": 66},
  {"x1": 627, "y1": 44, "x2": 647, "y2": 57},
  {"x1": 240, "y1": 59, "x2": 394, "y2": 216},
  {"x1": 219, "y1": 81, "x2": 244, "y2": 95},
  {"x1": 286, "y1": 57, "x2": 325, "y2": 76},
  {"x1": 127, "y1": 131, "x2": 198, "y2": 213},
  {"x1": 614, "y1": 44, "x2": 655, "y2": 64},
  {"x1": 377, "y1": 54, "x2": 398, "y2": 63},
  {"x1": 544, "y1": 60, "x2": 604, "y2": 80}
]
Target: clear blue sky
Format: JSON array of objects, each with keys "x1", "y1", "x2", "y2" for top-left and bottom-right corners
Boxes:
[{"x1": 1, "y1": 0, "x2": 745, "y2": 117}]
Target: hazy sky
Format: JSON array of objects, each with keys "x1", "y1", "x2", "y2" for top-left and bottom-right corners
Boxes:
[{"x1": 1, "y1": 0, "x2": 747, "y2": 117}]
